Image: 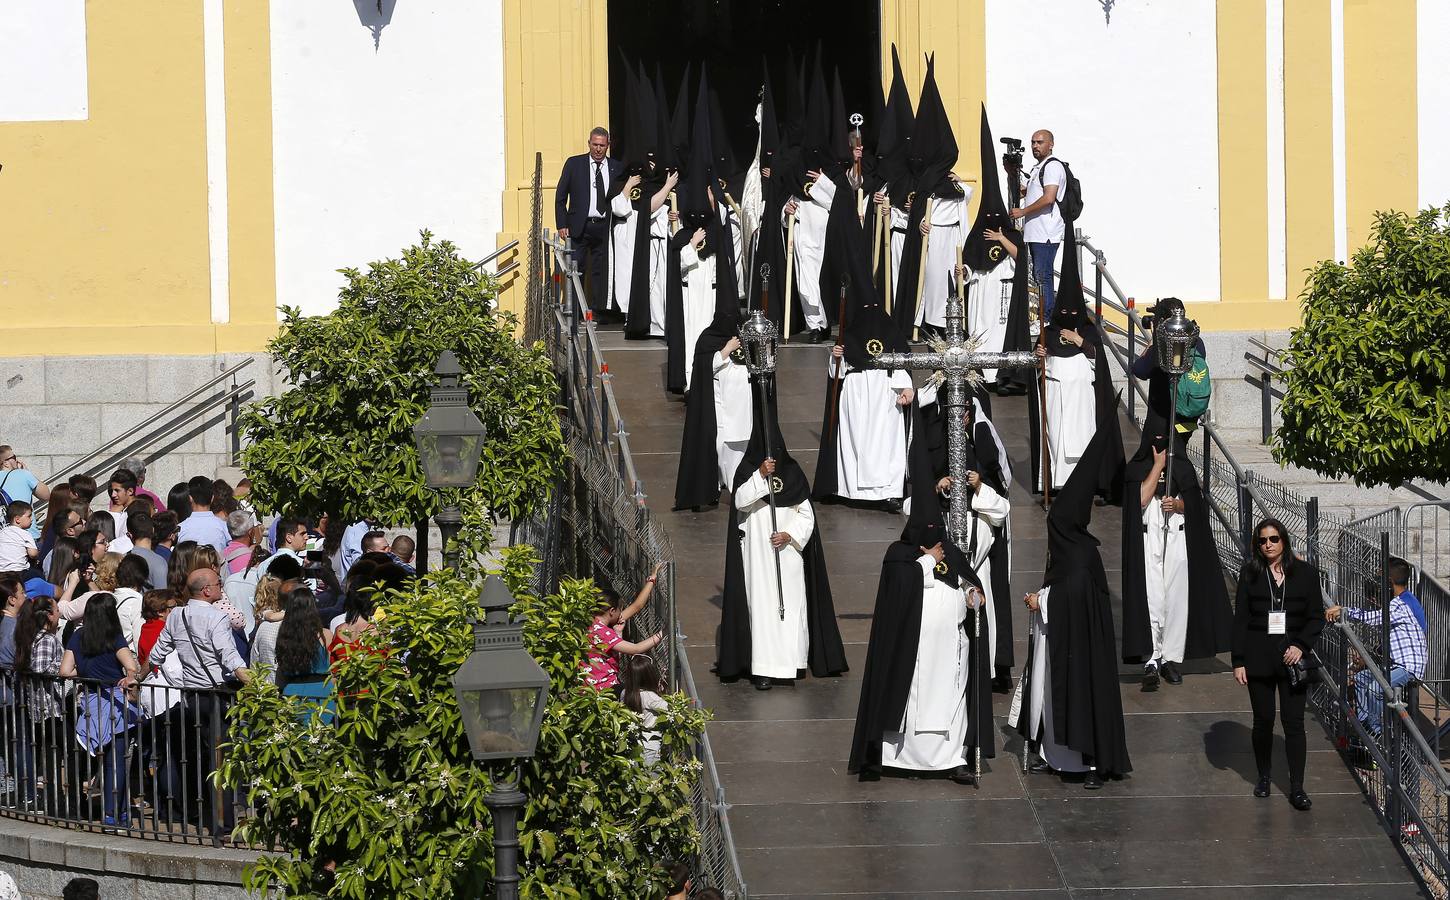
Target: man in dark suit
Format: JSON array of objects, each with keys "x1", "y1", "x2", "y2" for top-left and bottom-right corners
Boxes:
[{"x1": 556, "y1": 127, "x2": 622, "y2": 317}]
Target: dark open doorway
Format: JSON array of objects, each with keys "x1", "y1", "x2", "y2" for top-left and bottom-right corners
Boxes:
[{"x1": 607, "y1": 0, "x2": 881, "y2": 168}]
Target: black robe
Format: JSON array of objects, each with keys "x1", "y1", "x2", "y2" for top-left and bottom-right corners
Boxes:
[
  {"x1": 1027, "y1": 322, "x2": 1124, "y2": 504},
  {"x1": 1119, "y1": 430, "x2": 1234, "y2": 663},
  {"x1": 624, "y1": 178, "x2": 663, "y2": 340},
  {"x1": 664, "y1": 228, "x2": 692, "y2": 394},
  {"x1": 716, "y1": 376, "x2": 847, "y2": 681},
  {"x1": 672, "y1": 324, "x2": 737, "y2": 511},
  {"x1": 1019, "y1": 429, "x2": 1132, "y2": 776}
]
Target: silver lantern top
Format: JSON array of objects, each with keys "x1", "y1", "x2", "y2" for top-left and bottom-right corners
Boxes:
[
  {"x1": 739, "y1": 309, "x2": 779, "y2": 376},
  {"x1": 1153, "y1": 307, "x2": 1200, "y2": 376}
]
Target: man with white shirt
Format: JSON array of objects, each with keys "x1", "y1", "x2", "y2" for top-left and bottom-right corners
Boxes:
[
  {"x1": 105, "y1": 469, "x2": 138, "y2": 554},
  {"x1": 1011, "y1": 130, "x2": 1067, "y2": 321},
  {"x1": 177, "y1": 479, "x2": 229, "y2": 554}
]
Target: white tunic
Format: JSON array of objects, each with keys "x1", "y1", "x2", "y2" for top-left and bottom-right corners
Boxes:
[
  {"x1": 714, "y1": 352, "x2": 753, "y2": 492},
  {"x1": 1143, "y1": 494, "x2": 1189, "y2": 664},
  {"x1": 888, "y1": 202, "x2": 908, "y2": 310},
  {"x1": 1043, "y1": 351, "x2": 1096, "y2": 490},
  {"x1": 734, "y1": 471, "x2": 814, "y2": 679},
  {"x1": 679, "y1": 245, "x2": 716, "y2": 393},
  {"x1": 967, "y1": 257, "x2": 1017, "y2": 381},
  {"x1": 646, "y1": 206, "x2": 669, "y2": 336},
  {"x1": 1012, "y1": 586, "x2": 1088, "y2": 772},
  {"x1": 720, "y1": 203, "x2": 746, "y2": 300},
  {"x1": 882, "y1": 554, "x2": 971, "y2": 771},
  {"x1": 830, "y1": 358, "x2": 912, "y2": 501},
  {"x1": 956, "y1": 482, "x2": 1010, "y2": 672},
  {"x1": 607, "y1": 194, "x2": 669, "y2": 336},
  {"x1": 787, "y1": 177, "x2": 834, "y2": 331},
  {"x1": 917, "y1": 190, "x2": 973, "y2": 328}
]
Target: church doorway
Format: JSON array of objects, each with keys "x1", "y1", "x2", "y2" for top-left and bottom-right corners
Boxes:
[{"x1": 606, "y1": 0, "x2": 882, "y2": 170}]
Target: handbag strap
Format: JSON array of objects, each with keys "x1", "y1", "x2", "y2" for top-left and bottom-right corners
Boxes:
[{"x1": 179, "y1": 609, "x2": 224, "y2": 689}]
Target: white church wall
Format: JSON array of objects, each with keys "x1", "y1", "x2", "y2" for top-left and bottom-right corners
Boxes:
[
  {"x1": 1418, "y1": 0, "x2": 1450, "y2": 211},
  {"x1": 270, "y1": 0, "x2": 507, "y2": 317},
  {"x1": 0, "y1": 0, "x2": 89, "y2": 122},
  {"x1": 985, "y1": 0, "x2": 1222, "y2": 303}
]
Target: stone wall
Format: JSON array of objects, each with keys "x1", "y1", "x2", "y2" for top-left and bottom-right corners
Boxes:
[
  {"x1": 0, "y1": 816, "x2": 257, "y2": 899},
  {"x1": 0, "y1": 353, "x2": 280, "y2": 502}
]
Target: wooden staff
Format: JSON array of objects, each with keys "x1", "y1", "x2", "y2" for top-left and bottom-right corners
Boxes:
[
  {"x1": 913, "y1": 197, "x2": 935, "y2": 342},
  {"x1": 884, "y1": 209, "x2": 894, "y2": 315},
  {"x1": 871, "y1": 199, "x2": 885, "y2": 283},
  {"x1": 825, "y1": 275, "x2": 851, "y2": 447},
  {"x1": 783, "y1": 210, "x2": 798, "y2": 340},
  {"x1": 1037, "y1": 310, "x2": 1053, "y2": 507}
]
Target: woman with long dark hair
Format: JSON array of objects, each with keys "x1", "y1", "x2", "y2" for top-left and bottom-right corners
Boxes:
[
  {"x1": 14, "y1": 595, "x2": 64, "y2": 810},
  {"x1": 274, "y1": 586, "x2": 331, "y2": 692},
  {"x1": 76, "y1": 529, "x2": 111, "y2": 565},
  {"x1": 1231, "y1": 517, "x2": 1325, "y2": 811},
  {"x1": 166, "y1": 483, "x2": 193, "y2": 520},
  {"x1": 59, "y1": 592, "x2": 140, "y2": 828}
]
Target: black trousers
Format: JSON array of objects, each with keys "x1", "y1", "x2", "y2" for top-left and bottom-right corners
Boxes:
[
  {"x1": 574, "y1": 217, "x2": 610, "y2": 312},
  {"x1": 1247, "y1": 670, "x2": 1308, "y2": 788}
]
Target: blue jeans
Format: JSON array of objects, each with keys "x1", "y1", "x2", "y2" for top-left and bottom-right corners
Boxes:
[
  {"x1": 1355, "y1": 664, "x2": 1413, "y2": 738},
  {"x1": 1029, "y1": 242, "x2": 1060, "y2": 321}
]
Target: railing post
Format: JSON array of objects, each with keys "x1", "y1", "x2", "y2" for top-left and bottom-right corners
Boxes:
[
  {"x1": 1126, "y1": 310, "x2": 1137, "y2": 421},
  {"x1": 1094, "y1": 249, "x2": 1104, "y2": 322},
  {"x1": 1305, "y1": 496, "x2": 1320, "y2": 567},
  {"x1": 1260, "y1": 367, "x2": 1272, "y2": 445},
  {"x1": 666, "y1": 559, "x2": 679, "y2": 692},
  {"x1": 1238, "y1": 477, "x2": 1255, "y2": 552},
  {"x1": 1202, "y1": 426, "x2": 1212, "y2": 500},
  {"x1": 1381, "y1": 530, "x2": 1402, "y2": 835},
  {"x1": 228, "y1": 377, "x2": 242, "y2": 463}
]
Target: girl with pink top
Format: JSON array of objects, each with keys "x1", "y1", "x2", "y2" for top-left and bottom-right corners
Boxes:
[{"x1": 583, "y1": 562, "x2": 666, "y2": 690}]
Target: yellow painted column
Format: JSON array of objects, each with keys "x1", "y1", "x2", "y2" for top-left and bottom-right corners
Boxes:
[
  {"x1": 497, "y1": 0, "x2": 611, "y2": 315},
  {"x1": 1343, "y1": 0, "x2": 1417, "y2": 253},
  {"x1": 219, "y1": 0, "x2": 279, "y2": 351},
  {"x1": 1215, "y1": 0, "x2": 1269, "y2": 303},
  {"x1": 1282, "y1": 0, "x2": 1334, "y2": 301}
]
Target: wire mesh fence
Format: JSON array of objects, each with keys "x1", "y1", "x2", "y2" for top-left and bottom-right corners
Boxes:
[{"x1": 511, "y1": 209, "x2": 748, "y2": 897}]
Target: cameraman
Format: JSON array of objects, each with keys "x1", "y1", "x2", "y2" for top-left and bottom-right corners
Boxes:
[{"x1": 1009, "y1": 130, "x2": 1067, "y2": 320}]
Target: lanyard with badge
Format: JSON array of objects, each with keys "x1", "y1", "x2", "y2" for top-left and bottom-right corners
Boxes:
[{"x1": 1266, "y1": 568, "x2": 1287, "y2": 635}]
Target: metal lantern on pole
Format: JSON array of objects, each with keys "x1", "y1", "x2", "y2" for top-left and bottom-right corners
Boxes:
[
  {"x1": 1151, "y1": 306, "x2": 1200, "y2": 551},
  {"x1": 453, "y1": 575, "x2": 551, "y2": 900},
  {"x1": 736, "y1": 310, "x2": 788, "y2": 623},
  {"x1": 413, "y1": 350, "x2": 486, "y2": 570}
]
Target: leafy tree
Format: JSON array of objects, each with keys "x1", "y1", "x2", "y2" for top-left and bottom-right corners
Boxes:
[
  {"x1": 1274, "y1": 207, "x2": 1450, "y2": 487},
  {"x1": 223, "y1": 546, "x2": 708, "y2": 899},
  {"x1": 239, "y1": 232, "x2": 564, "y2": 543}
]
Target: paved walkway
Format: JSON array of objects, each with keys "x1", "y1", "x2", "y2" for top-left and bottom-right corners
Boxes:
[{"x1": 600, "y1": 332, "x2": 1421, "y2": 899}]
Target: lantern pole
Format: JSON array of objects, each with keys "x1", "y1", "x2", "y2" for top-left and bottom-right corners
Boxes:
[{"x1": 739, "y1": 310, "x2": 788, "y2": 621}]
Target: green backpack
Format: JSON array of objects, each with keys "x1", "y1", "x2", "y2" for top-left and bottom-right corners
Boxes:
[{"x1": 1174, "y1": 349, "x2": 1212, "y2": 420}]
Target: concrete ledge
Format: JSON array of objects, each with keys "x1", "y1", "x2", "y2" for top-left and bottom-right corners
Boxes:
[{"x1": 0, "y1": 815, "x2": 262, "y2": 899}]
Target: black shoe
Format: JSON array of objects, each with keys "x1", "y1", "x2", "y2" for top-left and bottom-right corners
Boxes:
[
  {"x1": 1083, "y1": 770, "x2": 1104, "y2": 790},
  {"x1": 950, "y1": 765, "x2": 976, "y2": 785},
  {"x1": 809, "y1": 328, "x2": 827, "y2": 344},
  {"x1": 1162, "y1": 661, "x2": 1184, "y2": 685},
  {"x1": 751, "y1": 676, "x2": 773, "y2": 691},
  {"x1": 991, "y1": 673, "x2": 1012, "y2": 694},
  {"x1": 1141, "y1": 663, "x2": 1160, "y2": 692},
  {"x1": 1254, "y1": 776, "x2": 1271, "y2": 798},
  {"x1": 880, "y1": 499, "x2": 903, "y2": 514},
  {"x1": 1289, "y1": 789, "x2": 1312, "y2": 811},
  {"x1": 1027, "y1": 755, "x2": 1054, "y2": 775}
]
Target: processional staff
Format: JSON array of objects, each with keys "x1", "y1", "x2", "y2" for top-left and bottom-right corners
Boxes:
[{"x1": 739, "y1": 309, "x2": 788, "y2": 621}]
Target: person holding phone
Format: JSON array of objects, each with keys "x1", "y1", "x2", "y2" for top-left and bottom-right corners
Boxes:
[{"x1": 1231, "y1": 517, "x2": 1325, "y2": 811}]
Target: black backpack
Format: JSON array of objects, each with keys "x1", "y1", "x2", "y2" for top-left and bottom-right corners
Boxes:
[{"x1": 1041, "y1": 157, "x2": 1083, "y2": 222}]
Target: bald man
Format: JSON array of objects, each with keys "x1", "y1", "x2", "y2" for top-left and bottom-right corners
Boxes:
[{"x1": 1010, "y1": 129, "x2": 1067, "y2": 320}]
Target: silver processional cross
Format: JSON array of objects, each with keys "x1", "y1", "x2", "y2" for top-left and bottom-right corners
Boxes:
[{"x1": 870, "y1": 291, "x2": 1038, "y2": 549}]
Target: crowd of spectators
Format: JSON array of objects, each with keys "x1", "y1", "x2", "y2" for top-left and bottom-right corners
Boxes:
[{"x1": 0, "y1": 451, "x2": 417, "y2": 834}]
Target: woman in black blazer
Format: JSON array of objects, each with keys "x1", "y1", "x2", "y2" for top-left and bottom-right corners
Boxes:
[{"x1": 1231, "y1": 517, "x2": 1324, "y2": 811}]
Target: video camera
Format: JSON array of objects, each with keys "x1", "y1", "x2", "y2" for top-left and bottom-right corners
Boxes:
[{"x1": 1000, "y1": 136, "x2": 1025, "y2": 171}]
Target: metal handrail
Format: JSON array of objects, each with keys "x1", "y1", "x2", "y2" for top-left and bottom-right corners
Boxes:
[
  {"x1": 43, "y1": 359, "x2": 256, "y2": 486},
  {"x1": 475, "y1": 239, "x2": 520, "y2": 270}
]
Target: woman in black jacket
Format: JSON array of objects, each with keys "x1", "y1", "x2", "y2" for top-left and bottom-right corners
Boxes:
[{"x1": 1232, "y1": 517, "x2": 1324, "y2": 811}]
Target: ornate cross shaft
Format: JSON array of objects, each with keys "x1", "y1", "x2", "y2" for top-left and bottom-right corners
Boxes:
[{"x1": 870, "y1": 291, "x2": 1037, "y2": 548}]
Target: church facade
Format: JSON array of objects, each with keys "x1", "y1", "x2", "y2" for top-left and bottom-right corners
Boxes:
[{"x1": 0, "y1": 0, "x2": 1440, "y2": 359}]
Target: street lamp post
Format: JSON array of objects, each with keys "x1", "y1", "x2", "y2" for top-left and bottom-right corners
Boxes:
[
  {"x1": 453, "y1": 576, "x2": 551, "y2": 900},
  {"x1": 413, "y1": 350, "x2": 486, "y2": 571}
]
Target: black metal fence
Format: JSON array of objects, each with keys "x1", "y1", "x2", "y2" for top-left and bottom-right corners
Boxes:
[
  {"x1": 0, "y1": 671, "x2": 249, "y2": 847},
  {"x1": 1078, "y1": 234, "x2": 1450, "y2": 898},
  {"x1": 514, "y1": 152, "x2": 749, "y2": 899}
]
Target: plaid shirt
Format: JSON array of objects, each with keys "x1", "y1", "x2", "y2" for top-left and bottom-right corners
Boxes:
[
  {"x1": 1344, "y1": 596, "x2": 1428, "y2": 680},
  {"x1": 25, "y1": 632, "x2": 64, "y2": 719}
]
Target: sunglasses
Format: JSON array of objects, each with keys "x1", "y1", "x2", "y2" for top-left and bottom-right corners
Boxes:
[{"x1": 1258, "y1": 534, "x2": 1283, "y2": 546}]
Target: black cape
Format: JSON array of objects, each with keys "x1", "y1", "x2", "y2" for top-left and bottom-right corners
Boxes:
[
  {"x1": 848, "y1": 407, "x2": 990, "y2": 778},
  {"x1": 716, "y1": 375, "x2": 847, "y2": 680},
  {"x1": 1119, "y1": 428, "x2": 1233, "y2": 663},
  {"x1": 1020, "y1": 429, "x2": 1132, "y2": 775}
]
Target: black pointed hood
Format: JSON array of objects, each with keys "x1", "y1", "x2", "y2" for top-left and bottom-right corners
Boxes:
[
  {"x1": 1045, "y1": 428, "x2": 1109, "y2": 591},
  {"x1": 759, "y1": 63, "x2": 780, "y2": 170},
  {"x1": 829, "y1": 69, "x2": 852, "y2": 168},
  {"x1": 670, "y1": 62, "x2": 693, "y2": 167},
  {"x1": 1049, "y1": 226, "x2": 1089, "y2": 332},
  {"x1": 804, "y1": 52, "x2": 834, "y2": 173},
  {"x1": 708, "y1": 75, "x2": 745, "y2": 204},
  {"x1": 963, "y1": 105, "x2": 1018, "y2": 272},
  {"x1": 878, "y1": 45, "x2": 916, "y2": 206},
  {"x1": 733, "y1": 376, "x2": 811, "y2": 505},
  {"x1": 656, "y1": 61, "x2": 680, "y2": 170},
  {"x1": 682, "y1": 69, "x2": 717, "y2": 228},
  {"x1": 909, "y1": 56, "x2": 959, "y2": 198},
  {"x1": 902, "y1": 408, "x2": 972, "y2": 588}
]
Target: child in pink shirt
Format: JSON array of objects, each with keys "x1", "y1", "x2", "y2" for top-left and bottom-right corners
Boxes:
[{"x1": 582, "y1": 562, "x2": 666, "y2": 690}]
